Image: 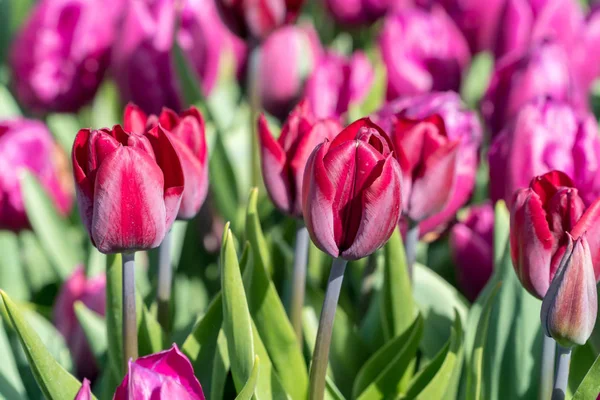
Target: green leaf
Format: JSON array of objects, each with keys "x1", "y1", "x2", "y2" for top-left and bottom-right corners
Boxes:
[
  {"x1": 20, "y1": 231, "x2": 59, "y2": 294},
  {"x1": 46, "y1": 113, "x2": 81, "y2": 155},
  {"x1": 138, "y1": 304, "x2": 167, "y2": 357},
  {"x1": 0, "y1": 85, "x2": 21, "y2": 118},
  {"x1": 0, "y1": 232, "x2": 29, "y2": 301},
  {"x1": 460, "y1": 52, "x2": 494, "y2": 108},
  {"x1": 209, "y1": 131, "x2": 241, "y2": 229},
  {"x1": 106, "y1": 254, "x2": 124, "y2": 379},
  {"x1": 573, "y1": 350, "x2": 600, "y2": 400},
  {"x1": 90, "y1": 80, "x2": 121, "y2": 128},
  {"x1": 0, "y1": 0, "x2": 9, "y2": 64},
  {"x1": 173, "y1": 42, "x2": 203, "y2": 106},
  {"x1": 211, "y1": 331, "x2": 230, "y2": 400},
  {"x1": 354, "y1": 315, "x2": 424, "y2": 399},
  {"x1": 0, "y1": 319, "x2": 27, "y2": 400},
  {"x1": 21, "y1": 171, "x2": 81, "y2": 279},
  {"x1": 244, "y1": 189, "x2": 308, "y2": 400},
  {"x1": 381, "y1": 229, "x2": 415, "y2": 340},
  {"x1": 348, "y1": 47, "x2": 387, "y2": 121},
  {"x1": 235, "y1": 356, "x2": 260, "y2": 400},
  {"x1": 0, "y1": 291, "x2": 94, "y2": 400},
  {"x1": 74, "y1": 301, "x2": 107, "y2": 363}
]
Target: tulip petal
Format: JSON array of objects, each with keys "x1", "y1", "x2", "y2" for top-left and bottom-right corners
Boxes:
[
  {"x1": 158, "y1": 107, "x2": 181, "y2": 130},
  {"x1": 74, "y1": 379, "x2": 91, "y2": 400},
  {"x1": 570, "y1": 197, "x2": 600, "y2": 281},
  {"x1": 124, "y1": 103, "x2": 148, "y2": 134},
  {"x1": 72, "y1": 129, "x2": 94, "y2": 233},
  {"x1": 171, "y1": 135, "x2": 208, "y2": 220},
  {"x1": 330, "y1": 117, "x2": 392, "y2": 151}
]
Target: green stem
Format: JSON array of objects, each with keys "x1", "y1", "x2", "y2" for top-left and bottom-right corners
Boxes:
[
  {"x1": 405, "y1": 222, "x2": 419, "y2": 279},
  {"x1": 248, "y1": 44, "x2": 261, "y2": 188},
  {"x1": 552, "y1": 344, "x2": 571, "y2": 400},
  {"x1": 290, "y1": 223, "x2": 309, "y2": 346},
  {"x1": 122, "y1": 252, "x2": 138, "y2": 367},
  {"x1": 539, "y1": 335, "x2": 556, "y2": 400},
  {"x1": 157, "y1": 230, "x2": 173, "y2": 332},
  {"x1": 309, "y1": 258, "x2": 347, "y2": 400}
]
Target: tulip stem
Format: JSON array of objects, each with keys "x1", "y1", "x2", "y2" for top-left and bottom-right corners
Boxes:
[
  {"x1": 405, "y1": 222, "x2": 419, "y2": 279},
  {"x1": 552, "y1": 344, "x2": 571, "y2": 400},
  {"x1": 539, "y1": 335, "x2": 556, "y2": 400},
  {"x1": 122, "y1": 252, "x2": 138, "y2": 366},
  {"x1": 290, "y1": 223, "x2": 309, "y2": 346},
  {"x1": 309, "y1": 258, "x2": 347, "y2": 400},
  {"x1": 248, "y1": 45, "x2": 261, "y2": 188},
  {"x1": 157, "y1": 230, "x2": 173, "y2": 332}
]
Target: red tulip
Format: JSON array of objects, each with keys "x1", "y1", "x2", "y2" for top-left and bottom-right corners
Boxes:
[
  {"x1": 302, "y1": 118, "x2": 403, "y2": 260},
  {"x1": 510, "y1": 170, "x2": 600, "y2": 299},
  {"x1": 124, "y1": 104, "x2": 208, "y2": 220},
  {"x1": 257, "y1": 101, "x2": 341, "y2": 217},
  {"x1": 391, "y1": 113, "x2": 459, "y2": 223},
  {"x1": 72, "y1": 124, "x2": 184, "y2": 254}
]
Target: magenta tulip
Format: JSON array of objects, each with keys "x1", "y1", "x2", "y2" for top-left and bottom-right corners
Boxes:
[
  {"x1": 379, "y1": 6, "x2": 470, "y2": 100},
  {"x1": 124, "y1": 104, "x2": 208, "y2": 220},
  {"x1": 510, "y1": 170, "x2": 600, "y2": 300},
  {"x1": 0, "y1": 118, "x2": 73, "y2": 231},
  {"x1": 9, "y1": 0, "x2": 120, "y2": 113},
  {"x1": 74, "y1": 379, "x2": 92, "y2": 400},
  {"x1": 72, "y1": 124, "x2": 184, "y2": 254},
  {"x1": 114, "y1": 344, "x2": 205, "y2": 400},
  {"x1": 571, "y1": 6, "x2": 600, "y2": 99},
  {"x1": 258, "y1": 100, "x2": 342, "y2": 217},
  {"x1": 302, "y1": 118, "x2": 402, "y2": 260},
  {"x1": 541, "y1": 233, "x2": 597, "y2": 347},
  {"x1": 450, "y1": 203, "x2": 494, "y2": 302},
  {"x1": 304, "y1": 51, "x2": 374, "y2": 120},
  {"x1": 325, "y1": 0, "x2": 413, "y2": 25}
]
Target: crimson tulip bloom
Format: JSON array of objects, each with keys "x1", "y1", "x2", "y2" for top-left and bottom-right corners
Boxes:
[
  {"x1": 124, "y1": 104, "x2": 208, "y2": 220},
  {"x1": 302, "y1": 118, "x2": 402, "y2": 260},
  {"x1": 510, "y1": 170, "x2": 600, "y2": 299},
  {"x1": 72, "y1": 124, "x2": 184, "y2": 254}
]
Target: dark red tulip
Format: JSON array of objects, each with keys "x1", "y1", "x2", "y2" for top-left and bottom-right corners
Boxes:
[
  {"x1": 124, "y1": 104, "x2": 208, "y2": 220},
  {"x1": 72, "y1": 124, "x2": 184, "y2": 254},
  {"x1": 257, "y1": 100, "x2": 342, "y2": 217},
  {"x1": 302, "y1": 118, "x2": 403, "y2": 260}
]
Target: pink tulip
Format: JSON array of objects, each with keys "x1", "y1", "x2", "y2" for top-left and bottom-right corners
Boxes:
[
  {"x1": 54, "y1": 267, "x2": 106, "y2": 379},
  {"x1": 114, "y1": 344, "x2": 205, "y2": 400},
  {"x1": 0, "y1": 118, "x2": 73, "y2": 231},
  {"x1": 325, "y1": 0, "x2": 413, "y2": 25},
  {"x1": 257, "y1": 100, "x2": 342, "y2": 217},
  {"x1": 72, "y1": 124, "x2": 184, "y2": 254},
  {"x1": 124, "y1": 104, "x2": 208, "y2": 220},
  {"x1": 74, "y1": 379, "x2": 92, "y2": 400},
  {"x1": 509, "y1": 170, "x2": 600, "y2": 299},
  {"x1": 302, "y1": 118, "x2": 403, "y2": 260}
]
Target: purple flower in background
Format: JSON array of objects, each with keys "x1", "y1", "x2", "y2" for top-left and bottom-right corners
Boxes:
[
  {"x1": 373, "y1": 91, "x2": 482, "y2": 237},
  {"x1": 379, "y1": 6, "x2": 470, "y2": 101},
  {"x1": 54, "y1": 267, "x2": 106, "y2": 379},
  {"x1": 0, "y1": 119, "x2": 73, "y2": 232},
  {"x1": 304, "y1": 51, "x2": 374, "y2": 120},
  {"x1": 9, "y1": 0, "x2": 120, "y2": 113},
  {"x1": 114, "y1": 344, "x2": 205, "y2": 400},
  {"x1": 489, "y1": 97, "x2": 600, "y2": 206},
  {"x1": 450, "y1": 202, "x2": 494, "y2": 302},
  {"x1": 570, "y1": 6, "x2": 600, "y2": 98},
  {"x1": 325, "y1": 0, "x2": 413, "y2": 25}
]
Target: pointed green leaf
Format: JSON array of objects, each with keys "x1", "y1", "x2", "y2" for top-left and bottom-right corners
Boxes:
[
  {"x1": 235, "y1": 356, "x2": 260, "y2": 400},
  {"x1": 0, "y1": 319, "x2": 27, "y2": 399},
  {"x1": 138, "y1": 303, "x2": 167, "y2": 357},
  {"x1": 573, "y1": 350, "x2": 600, "y2": 400},
  {"x1": 0, "y1": 85, "x2": 21, "y2": 118},
  {"x1": 74, "y1": 301, "x2": 107, "y2": 362},
  {"x1": 0, "y1": 291, "x2": 95, "y2": 400},
  {"x1": 460, "y1": 52, "x2": 494, "y2": 108},
  {"x1": 0, "y1": 232, "x2": 29, "y2": 301},
  {"x1": 245, "y1": 189, "x2": 273, "y2": 276},
  {"x1": 250, "y1": 321, "x2": 291, "y2": 399},
  {"x1": 211, "y1": 331, "x2": 230, "y2": 400},
  {"x1": 173, "y1": 42, "x2": 203, "y2": 106},
  {"x1": 46, "y1": 113, "x2": 81, "y2": 155},
  {"x1": 210, "y1": 132, "x2": 241, "y2": 229}
]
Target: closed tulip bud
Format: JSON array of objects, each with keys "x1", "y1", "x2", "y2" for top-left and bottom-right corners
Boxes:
[
  {"x1": 253, "y1": 24, "x2": 321, "y2": 120},
  {"x1": 304, "y1": 51, "x2": 374, "y2": 120},
  {"x1": 9, "y1": 0, "x2": 120, "y2": 113},
  {"x1": 54, "y1": 267, "x2": 105, "y2": 379},
  {"x1": 124, "y1": 104, "x2": 208, "y2": 220},
  {"x1": 302, "y1": 118, "x2": 402, "y2": 260},
  {"x1": 258, "y1": 101, "x2": 342, "y2": 217},
  {"x1": 72, "y1": 124, "x2": 184, "y2": 254},
  {"x1": 510, "y1": 170, "x2": 600, "y2": 299},
  {"x1": 74, "y1": 379, "x2": 91, "y2": 400},
  {"x1": 489, "y1": 98, "x2": 600, "y2": 206},
  {"x1": 325, "y1": 0, "x2": 413, "y2": 25},
  {"x1": 114, "y1": 344, "x2": 205, "y2": 400},
  {"x1": 379, "y1": 7, "x2": 470, "y2": 101},
  {"x1": 541, "y1": 233, "x2": 597, "y2": 347},
  {"x1": 0, "y1": 119, "x2": 73, "y2": 231}
]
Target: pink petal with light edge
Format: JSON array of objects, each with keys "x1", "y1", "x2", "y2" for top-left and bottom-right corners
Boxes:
[
  {"x1": 123, "y1": 103, "x2": 148, "y2": 134},
  {"x1": 570, "y1": 197, "x2": 600, "y2": 281},
  {"x1": 74, "y1": 379, "x2": 91, "y2": 400},
  {"x1": 330, "y1": 117, "x2": 391, "y2": 151},
  {"x1": 171, "y1": 136, "x2": 208, "y2": 220},
  {"x1": 91, "y1": 146, "x2": 166, "y2": 254}
]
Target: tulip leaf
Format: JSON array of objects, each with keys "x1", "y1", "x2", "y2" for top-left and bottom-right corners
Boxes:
[
  {"x1": 211, "y1": 331, "x2": 230, "y2": 400},
  {"x1": 460, "y1": 52, "x2": 494, "y2": 108},
  {"x1": 0, "y1": 0, "x2": 9, "y2": 64},
  {"x1": 235, "y1": 355, "x2": 260, "y2": 400},
  {"x1": 381, "y1": 229, "x2": 416, "y2": 340},
  {"x1": 250, "y1": 321, "x2": 291, "y2": 400},
  {"x1": 74, "y1": 301, "x2": 107, "y2": 363},
  {"x1": 0, "y1": 232, "x2": 29, "y2": 301},
  {"x1": 243, "y1": 189, "x2": 308, "y2": 400},
  {"x1": 573, "y1": 350, "x2": 600, "y2": 400},
  {"x1": 0, "y1": 84, "x2": 21, "y2": 118},
  {"x1": 0, "y1": 319, "x2": 27, "y2": 400},
  {"x1": 0, "y1": 291, "x2": 95, "y2": 400},
  {"x1": 21, "y1": 171, "x2": 80, "y2": 280},
  {"x1": 20, "y1": 231, "x2": 60, "y2": 294},
  {"x1": 210, "y1": 130, "x2": 241, "y2": 230},
  {"x1": 46, "y1": 113, "x2": 81, "y2": 155},
  {"x1": 354, "y1": 314, "x2": 424, "y2": 399},
  {"x1": 138, "y1": 303, "x2": 167, "y2": 357},
  {"x1": 173, "y1": 42, "x2": 203, "y2": 107}
]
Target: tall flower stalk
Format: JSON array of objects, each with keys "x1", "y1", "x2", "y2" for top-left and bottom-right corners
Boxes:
[
  {"x1": 290, "y1": 223, "x2": 309, "y2": 344},
  {"x1": 122, "y1": 252, "x2": 138, "y2": 364},
  {"x1": 156, "y1": 231, "x2": 173, "y2": 331}
]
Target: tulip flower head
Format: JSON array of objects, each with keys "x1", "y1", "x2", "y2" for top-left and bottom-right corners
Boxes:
[
  {"x1": 541, "y1": 233, "x2": 597, "y2": 347},
  {"x1": 325, "y1": 0, "x2": 412, "y2": 25},
  {"x1": 510, "y1": 170, "x2": 600, "y2": 299},
  {"x1": 302, "y1": 118, "x2": 403, "y2": 260},
  {"x1": 124, "y1": 104, "x2": 208, "y2": 220},
  {"x1": 258, "y1": 101, "x2": 342, "y2": 217},
  {"x1": 114, "y1": 344, "x2": 205, "y2": 400},
  {"x1": 74, "y1": 379, "x2": 92, "y2": 400},
  {"x1": 72, "y1": 124, "x2": 184, "y2": 254}
]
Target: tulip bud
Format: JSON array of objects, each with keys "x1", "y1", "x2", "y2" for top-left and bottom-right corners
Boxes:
[
  {"x1": 450, "y1": 203, "x2": 494, "y2": 302},
  {"x1": 302, "y1": 118, "x2": 403, "y2": 260},
  {"x1": 54, "y1": 267, "x2": 105, "y2": 379},
  {"x1": 325, "y1": 0, "x2": 413, "y2": 25},
  {"x1": 124, "y1": 104, "x2": 208, "y2": 220},
  {"x1": 0, "y1": 119, "x2": 73, "y2": 231},
  {"x1": 72, "y1": 124, "x2": 184, "y2": 254},
  {"x1": 379, "y1": 7, "x2": 470, "y2": 100},
  {"x1": 541, "y1": 234, "x2": 597, "y2": 347},
  {"x1": 74, "y1": 379, "x2": 91, "y2": 400},
  {"x1": 9, "y1": 0, "x2": 120, "y2": 113},
  {"x1": 304, "y1": 51, "x2": 374, "y2": 120},
  {"x1": 258, "y1": 101, "x2": 342, "y2": 217},
  {"x1": 489, "y1": 97, "x2": 600, "y2": 206},
  {"x1": 114, "y1": 344, "x2": 205, "y2": 400},
  {"x1": 252, "y1": 24, "x2": 321, "y2": 120},
  {"x1": 509, "y1": 170, "x2": 600, "y2": 299}
]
